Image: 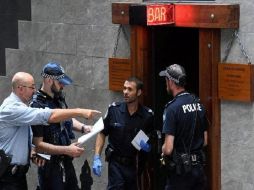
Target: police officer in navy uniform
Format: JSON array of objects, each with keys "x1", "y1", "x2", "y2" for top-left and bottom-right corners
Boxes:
[
  {"x1": 159, "y1": 64, "x2": 209, "y2": 190},
  {"x1": 92, "y1": 77, "x2": 154, "y2": 190},
  {"x1": 31, "y1": 62, "x2": 97, "y2": 190}
]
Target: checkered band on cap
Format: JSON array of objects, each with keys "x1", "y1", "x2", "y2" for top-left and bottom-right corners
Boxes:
[
  {"x1": 159, "y1": 64, "x2": 186, "y2": 84},
  {"x1": 40, "y1": 62, "x2": 73, "y2": 85},
  {"x1": 41, "y1": 72, "x2": 65, "y2": 80},
  {"x1": 166, "y1": 64, "x2": 185, "y2": 83}
]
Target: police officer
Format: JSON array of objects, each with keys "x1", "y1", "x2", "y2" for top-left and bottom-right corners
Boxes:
[
  {"x1": 92, "y1": 77, "x2": 154, "y2": 190},
  {"x1": 159, "y1": 64, "x2": 208, "y2": 190},
  {"x1": 30, "y1": 62, "x2": 95, "y2": 190}
]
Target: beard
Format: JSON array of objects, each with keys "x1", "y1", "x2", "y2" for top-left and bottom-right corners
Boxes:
[
  {"x1": 124, "y1": 92, "x2": 138, "y2": 104},
  {"x1": 51, "y1": 82, "x2": 64, "y2": 100}
]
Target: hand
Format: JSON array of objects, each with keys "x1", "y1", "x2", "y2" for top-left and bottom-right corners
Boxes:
[
  {"x1": 66, "y1": 142, "x2": 85, "y2": 157},
  {"x1": 31, "y1": 154, "x2": 46, "y2": 167},
  {"x1": 86, "y1": 110, "x2": 101, "y2": 120},
  {"x1": 30, "y1": 148, "x2": 46, "y2": 167},
  {"x1": 83, "y1": 125, "x2": 92, "y2": 133},
  {"x1": 92, "y1": 155, "x2": 102, "y2": 177},
  {"x1": 140, "y1": 140, "x2": 151, "y2": 152}
]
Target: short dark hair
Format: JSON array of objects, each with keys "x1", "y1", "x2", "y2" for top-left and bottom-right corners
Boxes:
[{"x1": 126, "y1": 76, "x2": 143, "y2": 91}]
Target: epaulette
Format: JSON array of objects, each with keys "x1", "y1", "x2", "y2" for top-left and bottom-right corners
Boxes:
[
  {"x1": 108, "y1": 102, "x2": 121, "y2": 108},
  {"x1": 144, "y1": 106, "x2": 154, "y2": 115},
  {"x1": 190, "y1": 93, "x2": 200, "y2": 102},
  {"x1": 30, "y1": 91, "x2": 48, "y2": 107},
  {"x1": 104, "y1": 102, "x2": 120, "y2": 119},
  {"x1": 164, "y1": 98, "x2": 176, "y2": 108}
]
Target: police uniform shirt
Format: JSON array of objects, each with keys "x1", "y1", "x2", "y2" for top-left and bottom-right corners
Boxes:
[
  {"x1": 102, "y1": 102, "x2": 154, "y2": 159},
  {"x1": 30, "y1": 90, "x2": 63, "y2": 144},
  {"x1": 162, "y1": 92, "x2": 208, "y2": 153}
]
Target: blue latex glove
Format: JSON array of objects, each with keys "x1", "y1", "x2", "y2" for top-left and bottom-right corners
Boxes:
[
  {"x1": 92, "y1": 155, "x2": 102, "y2": 177},
  {"x1": 140, "y1": 140, "x2": 151, "y2": 152}
]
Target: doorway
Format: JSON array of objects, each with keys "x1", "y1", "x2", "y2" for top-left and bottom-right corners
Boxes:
[
  {"x1": 149, "y1": 27, "x2": 200, "y2": 189},
  {"x1": 151, "y1": 27, "x2": 199, "y2": 131}
]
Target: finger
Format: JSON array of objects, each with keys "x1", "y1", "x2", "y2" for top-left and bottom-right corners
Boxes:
[{"x1": 73, "y1": 142, "x2": 81, "y2": 147}]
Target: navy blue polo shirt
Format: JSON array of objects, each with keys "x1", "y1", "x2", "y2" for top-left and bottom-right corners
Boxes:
[
  {"x1": 102, "y1": 102, "x2": 154, "y2": 159},
  {"x1": 162, "y1": 92, "x2": 208, "y2": 153}
]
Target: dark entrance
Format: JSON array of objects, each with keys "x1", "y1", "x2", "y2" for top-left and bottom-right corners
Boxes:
[
  {"x1": 150, "y1": 27, "x2": 199, "y2": 189},
  {"x1": 151, "y1": 27, "x2": 199, "y2": 131}
]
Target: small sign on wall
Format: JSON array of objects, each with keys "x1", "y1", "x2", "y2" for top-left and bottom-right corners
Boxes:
[
  {"x1": 109, "y1": 58, "x2": 132, "y2": 91},
  {"x1": 218, "y1": 63, "x2": 254, "y2": 102}
]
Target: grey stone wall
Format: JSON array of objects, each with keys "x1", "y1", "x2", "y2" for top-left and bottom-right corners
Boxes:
[
  {"x1": 1, "y1": 0, "x2": 254, "y2": 189},
  {"x1": 0, "y1": 0, "x2": 134, "y2": 189},
  {"x1": 219, "y1": 0, "x2": 254, "y2": 189}
]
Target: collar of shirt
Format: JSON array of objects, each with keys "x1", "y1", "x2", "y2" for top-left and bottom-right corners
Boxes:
[
  {"x1": 38, "y1": 89, "x2": 54, "y2": 100},
  {"x1": 175, "y1": 91, "x2": 189, "y2": 98},
  {"x1": 119, "y1": 102, "x2": 144, "y2": 117}
]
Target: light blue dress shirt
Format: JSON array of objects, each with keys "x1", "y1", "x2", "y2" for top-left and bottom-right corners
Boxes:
[{"x1": 0, "y1": 92, "x2": 52, "y2": 165}]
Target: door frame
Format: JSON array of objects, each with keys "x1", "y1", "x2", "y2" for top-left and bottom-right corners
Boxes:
[
  {"x1": 131, "y1": 26, "x2": 220, "y2": 190},
  {"x1": 111, "y1": 3, "x2": 240, "y2": 190}
]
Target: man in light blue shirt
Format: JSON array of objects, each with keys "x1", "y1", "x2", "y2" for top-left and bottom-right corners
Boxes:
[{"x1": 0, "y1": 72, "x2": 100, "y2": 190}]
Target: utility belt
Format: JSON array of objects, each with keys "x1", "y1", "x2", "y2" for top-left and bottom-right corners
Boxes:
[
  {"x1": 111, "y1": 154, "x2": 136, "y2": 166},
  {"x1": 161, "y1": 150, "x2": 205, "y2": 175},
  {"x1": 4, "y1": 164, "x2": 29, "y2": 177},
  {"x1": 189, "y1": 153, "x2": 204, "y2": 165},
  {"x1": 105, "y1": 145, "x2": 135, "y2": 166},
  {"x1": 0, "y1": 150, "x2": 12, "y2": 178},
  {"x1": 49, "y1": 155, "x2": 73, "y2": 164}
]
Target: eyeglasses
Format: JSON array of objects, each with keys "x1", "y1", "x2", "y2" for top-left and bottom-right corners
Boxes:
[{"x1": 20, "y1": 85, "x2": 36, "y2": 90}]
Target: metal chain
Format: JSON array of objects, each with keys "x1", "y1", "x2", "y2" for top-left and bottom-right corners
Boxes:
[
  {"x1": 222, "y1": 30, "x2": 235, "y2": 63},
  {"x1": 223, "y1": 30, "x2": 251, "y2": 64},
  {"x1": 112, "y1": 24, "x2": 122, "y2": 57},
  {"x1": 234, "y1": 30, "x2": 252, "y2": 64},
  {"x1": 121, "y1": 25, "x2": 130, "y2": 47},
  {"x1": 112, "y1": 25, "x2": 122, "y2": 57},
  {"x1": 112, "y1": 24, "x2": 130, "y2": 57}
]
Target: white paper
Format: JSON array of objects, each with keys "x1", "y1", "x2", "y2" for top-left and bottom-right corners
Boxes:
[
  {"x1": 37, "y1": 153, "x2": 51, "y2": 160},
  {"x1": 131, "y1": 130, "x2": 149, "y2": 151},
  {"x1": 77, "y1": 117, "x2": 104, "y2": 147}
]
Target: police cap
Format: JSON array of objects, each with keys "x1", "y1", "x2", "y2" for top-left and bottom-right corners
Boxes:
[
  {"x1": 159, "y1": 64, "x2": 186, "y2": 87},
  {"x1": 41, "y1": 62, "x2": 73, "y2": 85}
]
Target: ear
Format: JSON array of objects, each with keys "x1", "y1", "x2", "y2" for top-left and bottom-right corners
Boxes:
[
  {"x1": 137, "y1": 89, "x2": 142, "y2": 97},
  {"x1": 46, "y1": 78, "x2": 53, "y2": 85}
]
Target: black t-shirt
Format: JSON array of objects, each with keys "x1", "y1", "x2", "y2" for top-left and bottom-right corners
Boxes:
[
  {"x1": 102, "y1": 102, "x2": 154, "y2": 159},
  {"x1": 162, "y1": 92, "x2": 208, "y2": 153}
]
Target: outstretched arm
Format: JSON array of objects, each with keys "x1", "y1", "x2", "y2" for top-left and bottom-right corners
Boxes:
[{"x1": 48, "y1": 108, "x2": 101, "y2": 123}]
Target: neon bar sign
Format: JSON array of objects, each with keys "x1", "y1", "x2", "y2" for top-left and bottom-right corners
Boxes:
[{"x1": 146, "y1": 4, "x2": 174, "y2": 26}]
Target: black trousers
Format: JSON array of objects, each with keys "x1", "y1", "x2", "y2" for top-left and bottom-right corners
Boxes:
[
  {"x1": 165, "y1": 164, "x2": 207, "y2": 190},
  {"x1": 38, "y1": 159, "x2": 79, "y2": 190},
  {"x1": 107, "y1": 159, "x2": 137, "y2": 190},
  {"x1": 0, "y1": 165, "x2": 29, "y2": 190}
]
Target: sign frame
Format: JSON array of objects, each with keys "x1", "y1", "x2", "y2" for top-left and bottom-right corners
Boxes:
[
  {"x1": 218, "y1": 63, "x2": 254, "y2": 102},
  {"x1": 129, "y1": 4, "x2": 175, "y2": 26}
]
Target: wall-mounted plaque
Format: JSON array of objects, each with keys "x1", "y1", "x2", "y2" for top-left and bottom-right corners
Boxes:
[
  {"x1": 109, "y1": 58, "x2": 131, "y2": 91},
  {"x1": 218, "y1": 63, "x2": 254, "y2": 102}
]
